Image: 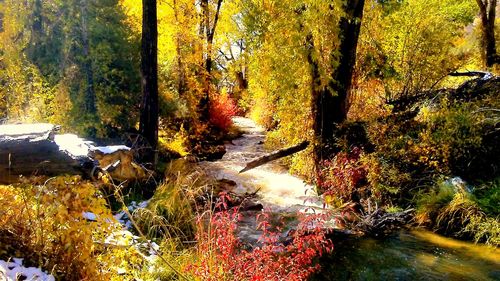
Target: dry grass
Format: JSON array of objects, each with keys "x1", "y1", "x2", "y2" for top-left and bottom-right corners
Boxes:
[{"x1": 417, "y1": 180, "x2": 500, "y2": 247}]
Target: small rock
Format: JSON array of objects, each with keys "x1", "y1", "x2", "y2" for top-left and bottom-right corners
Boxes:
[
  {"x1": 240, "y1": 201, "x2": 264, "y2": 212},
  {"x1": 218, "y1": 179, "x2": 237, "y2": 192}
]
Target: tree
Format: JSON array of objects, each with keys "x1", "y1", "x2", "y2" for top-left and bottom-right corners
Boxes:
[
  {"x1": 367, "y1": 0, "x2": 476, "y2": 100},
  {"x1": 198, "y1": 0, "x2": 223, "y2": 122},
  {"x1": 26, "y1": 0, "x2": 43, "y2": 63},
  {"x1": 312, "y1": 0, "x2": 365, "y2": 161},
  {"x1": 476, "y1": 0, "x2": 498, "y2": 67},
  {"x1": 79, "y1": 0, "x2": 97, "y2": 120},
  {"x1": 139, "y1": 0, "x2": 159, "y2": 164}
]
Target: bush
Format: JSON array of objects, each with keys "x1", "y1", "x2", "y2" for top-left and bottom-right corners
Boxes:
[
  {"x1": 209, "y1": 93, "x2": 239, "y2": 132},
  {"x1": 187, "y1": 207, "x2": 333, "y2": 281},
  {"x1": 159, "y1": 124, "x2": 190, "y2": 157},
  {"x1": 316, "y1": 147, "x2": 367, "y2": 204},
  {"x1": 474, "y1": 178, "x2": 500, "y2": 216},
  {"x1": 0, "y1": 177, "x2": 119, "y2": 279},
  {"x1": 416, "y1": 180, "x2": 500, "y2": 247},
  {"x1": 361, "y1": 91, "x2": 499, "y2": 206}
]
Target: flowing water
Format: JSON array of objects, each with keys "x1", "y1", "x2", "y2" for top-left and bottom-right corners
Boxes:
[
  {"x1": 200, "y1": 117, "x2": 325, "y2": 242},
  {"x1": 201, "y1": 117, "x2": 500, "y2": 279}
]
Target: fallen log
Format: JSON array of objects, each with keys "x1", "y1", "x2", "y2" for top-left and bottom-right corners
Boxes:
[
  {"x1": 239, "y1": 141, "x2": 309, "y2": 173},
  {"x1": 387, "y1": 74, "x2": 499, "y2": 116},
  {"x1": 0, "y1": 124, "x2": 149, "y2": 184},
  {"x1": 0, "y1": 124, "x2": 98, "y2": 183},
  {"x1": 89, "y1": 146, "x2": 148, "y2": 181},
  {"x1": 449, "y1": 71, "x2": 493, "y2": 78}
]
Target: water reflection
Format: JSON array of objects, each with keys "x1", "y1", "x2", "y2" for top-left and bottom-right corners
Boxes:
[{"x1": 312, "y1": 230, "x2": 500, "y2": 281}]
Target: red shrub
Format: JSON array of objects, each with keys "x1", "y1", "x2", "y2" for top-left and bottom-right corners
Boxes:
[
  {"x1": 316, "y1": 147, "x2": 367, "y2": 201},
  {"x1": 209, "y1": 93, "x2": 239, "y2": 132},
  {"x1": 187, "y1": 198, "x2": 333, "y2": 281}
]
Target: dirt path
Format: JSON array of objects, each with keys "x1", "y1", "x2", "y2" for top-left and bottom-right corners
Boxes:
[{"x1": 200, "y1": 117, "x2": 325, "y2": 242}]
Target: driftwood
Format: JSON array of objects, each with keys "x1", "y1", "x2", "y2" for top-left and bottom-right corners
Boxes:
[
  {"x1": 355, "y1": 208, "x2": 414, "y2": 237},
  {"x1": 239, "y1": 141, "x2": 309, "y2": 173},
  {"x1": 89, "y1": 148, "x2": 148, "y2": 181},
  {"x1": 0, "y1": 124, "x2": 98, "y2": 183}
]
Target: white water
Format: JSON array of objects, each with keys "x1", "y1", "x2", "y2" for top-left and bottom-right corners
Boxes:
[{"x1": 200, "y1": 117, "x2": 326, "y2": 241}]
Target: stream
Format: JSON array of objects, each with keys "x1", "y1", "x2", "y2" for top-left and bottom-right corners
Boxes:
[
  {"x1": 200, "y1": 117, "x2": 325, "y2": 242},
  {"x1": 200, "y1": 117, "x2": 500, "y2": 280},
  {"x1": 313, "y1": 230, "x2": 500, "y2": 281}
]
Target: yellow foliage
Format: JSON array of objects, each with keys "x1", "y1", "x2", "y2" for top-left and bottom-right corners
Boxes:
[
  {"x1": 0, "y1": 177, "x2": 112, "y2": 278},
  {"x1": 242, "y1": 0, "x2": 343, "y2": 178},
  {"x1": 0, "y1": 177, "x2": 151, "y2": 280},
  {"x1": 159, "y1": 124, "x2": 190, "y2": 157}
]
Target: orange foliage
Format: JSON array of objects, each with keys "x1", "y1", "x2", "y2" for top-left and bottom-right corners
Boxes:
[{"x1": 209, "y1": 93, "x2": 239, "y2": 132}]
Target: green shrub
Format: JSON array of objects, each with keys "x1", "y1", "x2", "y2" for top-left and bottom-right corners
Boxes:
[{"x1": 474, "y1": 178, "x2": 500, "y2": 216}]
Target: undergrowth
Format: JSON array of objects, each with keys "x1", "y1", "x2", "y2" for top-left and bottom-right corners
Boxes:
[
  {"x1": 0, "y1": 176, "x2": 122, "y2": 279},
  {"x1": 209, "y1": 93, "x2": 239, "y2": 132},
  {"x1": 0, "y1": 160, "x2": 333, "y2": 280}
]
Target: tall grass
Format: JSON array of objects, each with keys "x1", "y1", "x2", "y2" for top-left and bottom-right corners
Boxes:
[
  {"x1": 132, "y1": 159, "x2": 213, "y2": 241},
  {"x1": 417, "y1": 179, "x2": 500, "y2": 247}
]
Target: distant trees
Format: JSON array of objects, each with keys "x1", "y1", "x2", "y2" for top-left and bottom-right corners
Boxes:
[
  {"x1": 476, "y1": 0, "x2": 498, "y2": 67},
  {"x1": 139, "y1": 0, "x2": 159, "y2": 163},
  {"x1": 0, "y1": 0, "x2": 140, "y2": 136},
  {"x1": 120, "y1": 0, "x2": 232, "y2": 127}
]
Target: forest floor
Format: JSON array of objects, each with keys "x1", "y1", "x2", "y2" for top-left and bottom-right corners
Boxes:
[{"x1": 199, "y1": 117, "x2": 330, "y2": 243}]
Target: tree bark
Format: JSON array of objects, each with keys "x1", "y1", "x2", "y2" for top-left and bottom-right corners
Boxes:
[
  {"x1": 313, "y1": 0, "x2": 365, "y2": 161},
  {"x1": 173, "y1": 0, "x2": 187, "y2": 97},
  {"x1": 27, "y1": 0, "x2": 43, "y2": 63},
  {"x1": 0, "y1": 9, "x2": 3, "y2": 33},
  {"x1": 139, "y1": 0, "x2": 159, "y2": 165},
  {"x1": 476, "y1": 0, "x2": 498, "y2": 67}
]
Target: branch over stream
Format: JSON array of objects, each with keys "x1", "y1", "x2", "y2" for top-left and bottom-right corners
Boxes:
[{"x1": 239, "y1": 141, "x2": 310, "y2": 173}]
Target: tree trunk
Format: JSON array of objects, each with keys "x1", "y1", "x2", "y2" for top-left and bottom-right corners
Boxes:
[
  {"x1": 306, "y1": 32, "x2": 323, "y2": 160},
  {"x1": 27, "y1": 0, "x2": 43, "y2": 63},
  {"x1": 313, "y1": 0, "x2": 365, "y2": 161},
  {"x1": 173, "y1": 0, "x2": 187, "y2": 97},
  {"x1": 80, "y1": 0, "x2": 97, "y2": 117},
  {"x1": 198, "y1": 0, "x2": 223, "y2": 122},
  {"x1": 139, "y1": 0, "x2": 159, "y2": 165},
  {"x1": 0, "y1": 9, "x2": 3, "y2": 33},
  {"x1": 476, "y1": 0, "x2": 498, "y2": 67}
]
